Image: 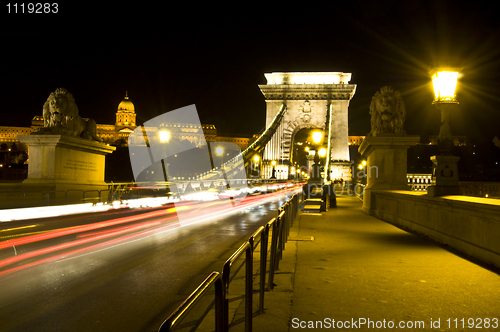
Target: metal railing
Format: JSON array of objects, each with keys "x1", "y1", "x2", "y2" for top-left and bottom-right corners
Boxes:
[
  {"x1": 158, "y1": 272, "x2": 223, "y2": 332},
  {"x1": 354, "y1": 183, "x2": 365, "y2": 200},
  {"x1": 158, "y1": 193, "x2": 300, "y2": 332}
]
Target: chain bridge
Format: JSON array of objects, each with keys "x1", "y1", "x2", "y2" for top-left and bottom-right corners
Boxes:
[{"x1": 201, "y1": 72, "x2": 357, "y2": 184}]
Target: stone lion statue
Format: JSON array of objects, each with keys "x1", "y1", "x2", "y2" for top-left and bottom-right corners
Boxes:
[
  {"x1": 34, "y1": 88, "x2": 101, "y2": 141},
  {"x1": 368, "y1": 86, "x2": 406, "y2": 136}
]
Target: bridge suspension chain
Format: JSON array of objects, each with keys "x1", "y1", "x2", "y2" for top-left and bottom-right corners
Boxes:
[{"x1": 201, "y1": 104, "x2": 287, "y2": 180}]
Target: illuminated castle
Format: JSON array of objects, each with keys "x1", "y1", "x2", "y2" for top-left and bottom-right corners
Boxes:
[{"x1": 96, "y1": 92, "x2": 137, "y2": 144}]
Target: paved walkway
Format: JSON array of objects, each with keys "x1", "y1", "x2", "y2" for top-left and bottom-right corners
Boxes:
[{"x1": 250, "y1": 195, "x2": 500, "y2": 331}]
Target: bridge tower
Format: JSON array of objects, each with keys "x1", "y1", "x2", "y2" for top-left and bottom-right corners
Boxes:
[{"x1": 259, "y1": 72, "x2": 356, "y2": 181}]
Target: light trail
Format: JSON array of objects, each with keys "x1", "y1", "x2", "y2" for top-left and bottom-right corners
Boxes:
[
  {"x1": 0, "y1": 220, "x2": 165, "y2": 270},
  {"x1": 0, "y1": 225, "x2": 38, "y2": 233},
  {"x1": 53, "y1": 188, "x2": 300, "y2": 266},
  {"x1": 0, "y1": 205, "x2": 186, "y2": 249},
  {"x1": 0, "y1": 220, "x2": 182, "y2": 277},
  {"x1": 0, "y1": 185, "x2": 302, "y2": 277}
]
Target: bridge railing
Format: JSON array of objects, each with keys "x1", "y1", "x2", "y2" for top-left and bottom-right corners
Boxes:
[
  {"x1": 158, "y1": 193, "x2": 300, "y2": 332},
  {"x1": 158, "y1": 272, "x2": 223, "y2": 332}
]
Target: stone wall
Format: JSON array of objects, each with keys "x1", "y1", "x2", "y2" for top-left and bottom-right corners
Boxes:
[{"x1": 370, "y1": 190, "x2": 500, "y2": 269}]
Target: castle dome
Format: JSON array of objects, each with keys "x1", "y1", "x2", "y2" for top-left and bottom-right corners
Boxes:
[{"x1": 117, "y1": 92, "x2": 135, "y2": 113}]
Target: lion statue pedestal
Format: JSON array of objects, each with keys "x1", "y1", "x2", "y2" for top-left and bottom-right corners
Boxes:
[
  {"x1": 358, "y1": 134, "x2": 420, "y2": 214},
  {"x1": 17, "y1": 134, "x2": 116, "y2": 196},
  {"x1": 358, "y1": 86, "x2": 419, "y2": 215},
  {"x1": 16, "y1": 88, "x2": 115, "y2": 203}
]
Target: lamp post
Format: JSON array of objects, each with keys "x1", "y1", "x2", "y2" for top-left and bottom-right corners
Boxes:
[
  {"x1": 253, "y1": 154, "x2": 260, "y2": 178},
  {"x1": 357, "y1": 160, "x2": 367, "y2": 185},
  {"x1": 270, "y1": 160, "x2": 277, "y2": 180},
  {"x1": 427, "y1": 68, "x2": 462, "y2": 196},
  {"x1": 215, "y1": 146, "x2": 224, "y2": 165},
  {"x1": 159, "y1": 127, "x2": 170, "y2": 192},
  {"x1": 159, "y1": 129, "x2": 170, "y2": 143},
  {"x1": 310, "y1": 130, "x2": 323, "y2": 182}
]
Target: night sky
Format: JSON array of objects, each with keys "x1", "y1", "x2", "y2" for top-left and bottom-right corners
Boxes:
[{"x1": 2, "y1": 1, "x2": 499, "y2": 143}]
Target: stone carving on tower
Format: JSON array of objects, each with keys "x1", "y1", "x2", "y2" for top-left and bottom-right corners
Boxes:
[
  {"x1": 298, "y1": 100, "x2": 314, "y2": 123},
  {"x1": 368, "y1": 86, "x2": 406, "y2": 136},
  {"x1": 32, "y1": 88, "x2": 101, "y2": 141}
]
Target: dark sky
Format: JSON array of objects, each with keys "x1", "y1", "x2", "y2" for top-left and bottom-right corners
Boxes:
[{"x1": 2, "y1": 1, "x2": 499, "y2": 142}]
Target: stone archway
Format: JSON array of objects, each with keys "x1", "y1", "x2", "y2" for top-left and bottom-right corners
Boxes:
[{"x1": 259, "y1": 72, "x2": 357, "y2": 180}]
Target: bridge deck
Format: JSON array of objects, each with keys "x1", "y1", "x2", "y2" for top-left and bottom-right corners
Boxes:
[{"x1": 245, "y1": 195, "x2": 500, "y2": 331}]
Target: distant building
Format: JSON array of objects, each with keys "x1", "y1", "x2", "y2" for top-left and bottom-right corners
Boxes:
[
  {"x1": 348, "y1": 136, "x2": 364, "y2": 146},
  {"x1": 407, "y1": 173, "x2": 432, "y2": 191},
  {"x1": 0, "y1": 126, "x2": 32, "y2": 145},
  {"x1": 461, "y1": 181, "x2": 500, "y2": 198},
  {"x1": 97, "y1": 92, "x2": 137, "y2": 144},
  {"x1": 0, "y1": 92, "x2": 254, "y2": 156}
]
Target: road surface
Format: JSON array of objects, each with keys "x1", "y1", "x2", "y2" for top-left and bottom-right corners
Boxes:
[{"x1": 0, "y1": 188, "x2": 298, "y2": 332}]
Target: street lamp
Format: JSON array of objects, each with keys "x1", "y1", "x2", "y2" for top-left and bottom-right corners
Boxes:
[
  {"x1": 253, "y1": 155, "x2": 260, "y2": 178},
  {"x1": 270, "y1": 160, "x2": 277, "y2": 179},
  {"x1": 312, "y1": 131, "x2": 322, "y2": 144},
  {"x1": 431, "y1": 68, "x2": 460, "y2": 153},
  {"x1": 158, "y1": 126, "x2": 170, "y2": 192},
  {"x1": 357, "y1": 160, "x2": 367, "y2": 185},
  {"x1": 310, "y1": 131, "x2": 323, "y2": 182},
  {"x1": 159, "y1": 130, "x2": 170, "y2": 143},
  {"x1": 428, "y1": 67, "x2": 462, "y2": 196},
  {"x1": 215, "y1": 146, "x2": 224, "y2": 157},
  {"x1": 432, "y1": 70, "x2": 459, "y2": 103},
  {"x1": 215, "y1": 146, "x2": 224, "y2": 165}
]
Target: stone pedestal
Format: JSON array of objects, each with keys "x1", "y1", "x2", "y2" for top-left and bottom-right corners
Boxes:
[
  {"x1": 329, "y1": 160, "x2": 352, "y2": 182},
  {"x1": 427, "y1": 155, "x2": 462, "y2": 196},
  {"x1": 358, "y1": 134, "x2": 420, "y2": 214},
  {"x1": 17, "y1": 134, "x2": 116, "y2": 192}
]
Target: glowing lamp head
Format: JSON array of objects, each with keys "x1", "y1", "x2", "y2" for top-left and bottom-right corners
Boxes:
[
  {"x1": 215, "y1": 147, "x2": 224, "y2": 156},
  {"x1": 318, "y1": 148, "x2": 327, "y2": 157},
  {"x1": 159, "y1": 130, "x2": 170, "y2": 142},
  {"x1": 312, "y1": 131, "x2": 323, "y2": 144},
  {"x1": 253, "y1": 155, "x2": 260, "y2": 162},
  {"x1": 431, "y1": 68, "x2": 460, "y2": 103},
  {"x1": 271, "y1": 160, "x2": 276, "y2": 166}
]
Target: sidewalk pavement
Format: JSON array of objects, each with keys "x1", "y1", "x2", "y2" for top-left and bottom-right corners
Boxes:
[{"x1": 249, "y1": 195, "x2": 500, "y2": 331}]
